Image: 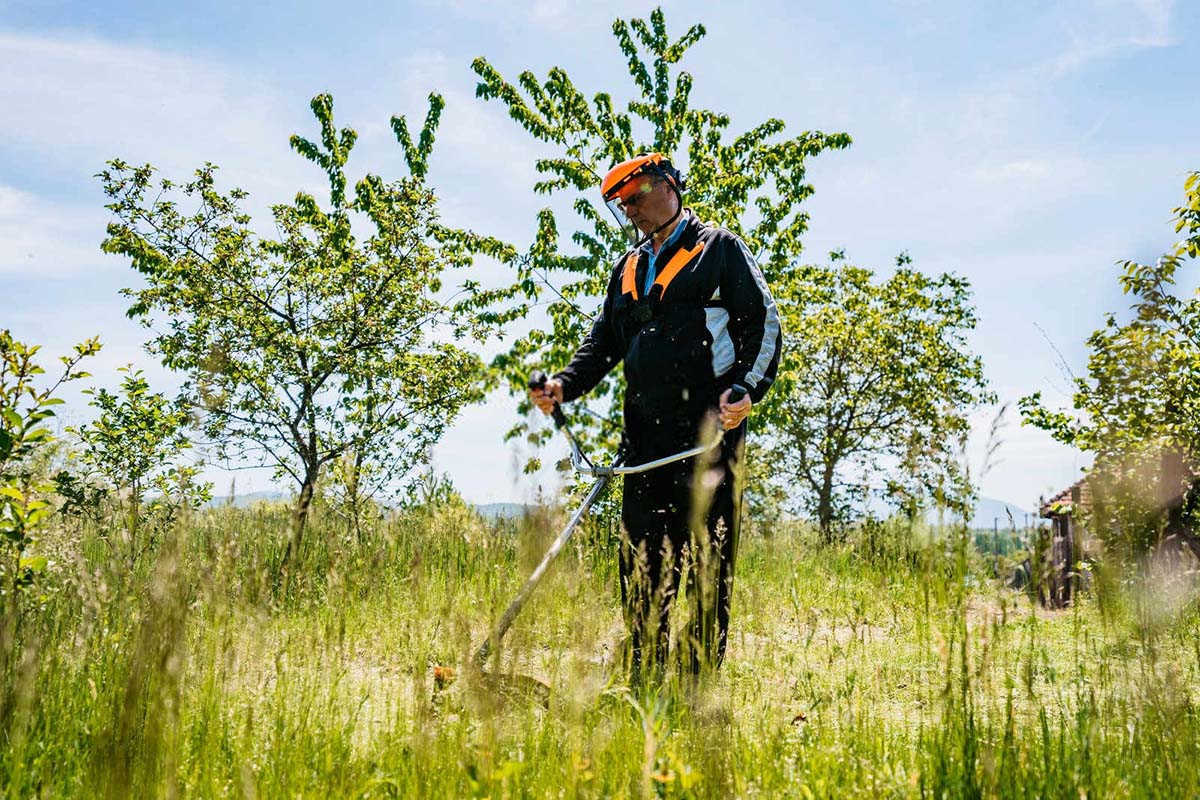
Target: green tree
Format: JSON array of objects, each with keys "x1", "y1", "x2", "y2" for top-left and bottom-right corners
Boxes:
[
  {"x1": 761, "y1": 253, "x2": 994, "y2": 539},
  {"x1": 461, "y1": 7, "x2": 851, "y2": 456},
  {"x1": 99, "y1": 93, "x2": 494, "y2": 565},
  {"x1": 68, "y1": 366, "x2": 211, "y2": 565},
  {"x1": 0, "y1": 330, "x2": 99, "y2": 720},
  {"x1": 1021, "y1": 171, "x2": 1200, "y2": 564}
]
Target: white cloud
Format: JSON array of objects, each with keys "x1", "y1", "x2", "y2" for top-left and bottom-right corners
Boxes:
[
  {"x1": 0, "y1": 184, "x2": 107, "y2": 276},
  {"x1": 0, "y1": 33, "x2": 547, "y2": 273},
  {"x1": 1132, "y1": 0, "x2": 1175, "y2": 40},
  {"x1": 0, "y1": 31, "x2": 326, "y2": 278},
  {"x1": 389, "y1": 49, "x2": 543, "y2": 196},
  {"x1": 0, "y1": 32, "x2": 308, "y2": 192},
  {"x1": 414, "y1": 0, "x2": 655, "y2": 34},
  {"x1": 1045, "y1": 0, "x2": 1176, "y2": 77}
]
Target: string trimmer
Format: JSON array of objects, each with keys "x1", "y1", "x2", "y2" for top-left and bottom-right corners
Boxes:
[{"x1": 433, "y1": 372, "x2": 740, "y2": 705}]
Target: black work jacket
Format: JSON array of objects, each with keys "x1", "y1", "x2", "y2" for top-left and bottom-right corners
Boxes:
[{"x1": 555, "y1": 211, "x2": 782, "y2": 420}]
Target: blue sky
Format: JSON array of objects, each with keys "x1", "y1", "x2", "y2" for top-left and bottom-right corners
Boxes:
[{"x1": 1, "y1": 0, "x2": 1197, "y2": 510}]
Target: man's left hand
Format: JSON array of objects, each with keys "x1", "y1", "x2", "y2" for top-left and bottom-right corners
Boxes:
[{"x1": 718, "y1": 388, "x2": 752, "y2": 430}]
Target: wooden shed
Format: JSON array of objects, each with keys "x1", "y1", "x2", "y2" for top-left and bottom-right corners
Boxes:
[
  {"x1": 1038, "y1": 451, "x2": 1198, "y2": 607},
  {"x1": 1153, "y1": 449, "x2": 1200, "y2": 564},
  {"x1": 1037, "y1": 479, "x2": 1092, "y2": 608}
]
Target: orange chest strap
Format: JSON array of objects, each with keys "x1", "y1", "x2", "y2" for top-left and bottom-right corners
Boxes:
[
  {"x1": 652, "y1": 243, "x2": 705, "y2": 299},
  {"x1": 620, "y1": 242, "x2": 706, "y2": 302},
  {"x1": 620, "y1": 251, "x2": 641, "y2": 300}
]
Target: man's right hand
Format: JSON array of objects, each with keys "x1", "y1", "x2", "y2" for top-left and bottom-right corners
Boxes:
[{"x1": 530, "y1": 378, "x2": 564, "y2": 416}]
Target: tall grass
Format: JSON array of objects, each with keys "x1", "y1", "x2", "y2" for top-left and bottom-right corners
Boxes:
[{"x1": 2, "y1": 497, "x2": 1198, "y2": 798}]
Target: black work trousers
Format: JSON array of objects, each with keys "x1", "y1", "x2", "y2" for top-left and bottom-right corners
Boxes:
[{"x1": 618, "y1": 417, "x2": 745, "y2": 680}]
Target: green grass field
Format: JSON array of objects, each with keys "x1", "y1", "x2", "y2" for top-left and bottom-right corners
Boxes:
[{"x1": 3, "y1": 497, "x2": 1199, "y2": 798}]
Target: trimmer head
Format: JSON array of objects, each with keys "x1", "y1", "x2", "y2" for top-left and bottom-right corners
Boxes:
[{"x1": 431, "y1": 664, "x2": 550, "y2": 708}]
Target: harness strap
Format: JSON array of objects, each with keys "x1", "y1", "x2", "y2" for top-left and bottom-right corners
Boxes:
[
  {"x1": 621, "y1": 240, "x2": 706, "y2": 302},
  {"x1": 620, "y1": 251, "x2": 641, "y2": 300},
  {"x1": 652, "y1": 243, "x2": 705, "y2": 299}
]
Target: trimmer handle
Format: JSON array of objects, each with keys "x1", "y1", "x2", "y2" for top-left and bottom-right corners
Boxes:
[{"x1": 528, "y1": 370, "x2": 568, "y2": 429}]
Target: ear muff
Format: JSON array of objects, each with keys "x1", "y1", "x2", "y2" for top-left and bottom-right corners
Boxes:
[{"x1": 655, "y1": 159, "x2": 685, "y2": 192}]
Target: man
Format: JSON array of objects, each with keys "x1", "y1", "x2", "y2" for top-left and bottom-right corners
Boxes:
[{"x1": 530, "y1": 153, "x2": 781, "y2": 679}]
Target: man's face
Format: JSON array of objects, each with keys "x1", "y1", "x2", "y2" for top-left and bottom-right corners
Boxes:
[{"x1": 617, "y1": 177, "x2": 679, "y2": 235}]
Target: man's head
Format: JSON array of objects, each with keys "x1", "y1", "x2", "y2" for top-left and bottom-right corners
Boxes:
[{"x1": 601, "y1": 154, "x2": 684, "y2": 244}]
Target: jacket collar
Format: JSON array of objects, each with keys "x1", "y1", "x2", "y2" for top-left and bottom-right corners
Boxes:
[{"x1": 639, "y1": 209, "x2": 692, "y2": 258}]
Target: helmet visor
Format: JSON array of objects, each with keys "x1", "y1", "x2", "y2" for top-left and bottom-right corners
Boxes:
[{"x1": 602, "y1": 174, "x2": 658, "y2": 245}]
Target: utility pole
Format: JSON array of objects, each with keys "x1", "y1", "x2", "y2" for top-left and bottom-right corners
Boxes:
[{"x1": 993, "y1": 517, "x2": 1000, "y2": 576}]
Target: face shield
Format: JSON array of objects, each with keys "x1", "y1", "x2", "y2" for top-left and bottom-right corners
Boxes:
[
  {"x1": 600, "y1": 154, "x2": 685, "y2": 248},
  {"x1": 603, "y1": 174, "x2": 659, "y2": 246}
]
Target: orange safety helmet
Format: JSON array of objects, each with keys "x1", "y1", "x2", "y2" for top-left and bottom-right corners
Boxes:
[
  {"x1": 600, "y1": 153, "x2": 685, "y2": 246},
  {"x1": 601, "y1": 153, "x2": 684, "y2": 201}
]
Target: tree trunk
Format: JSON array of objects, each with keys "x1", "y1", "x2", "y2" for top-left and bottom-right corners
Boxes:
[
  {"x1": 348, "y1": 450, "x2": 364, "y2": 544},
  {"x1": 128, "y1": 481, "x2": 140, "y2": 569},
  {"x1": 817, "y1": 466, "x2": 836, "y2": 544},
  {"x1": 0, "y1": 547, "x2": 19, "y2": 728},
  {"x1": 281, "y1": 471, "x2": 318, "y2": 570}
]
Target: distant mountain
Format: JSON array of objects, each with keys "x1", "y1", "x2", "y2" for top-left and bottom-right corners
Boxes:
[
  {"x1": 474, "y1": 502, "x2": 530, "y2": 521},
  {"x1": 969, "y1": 497, "x2": 1036, "y2": 531},
  {"x1": 863, "y1": 494, "x2": 1034, "y2": 530},
  {"x1": 470, "y1": 496, "x2": 1035, "y2": 530},
  {"x1": 207, "y1": 490, "x2": 289, "y2": 508}
]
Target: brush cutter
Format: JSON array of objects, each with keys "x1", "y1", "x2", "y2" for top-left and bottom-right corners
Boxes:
[{"x1": 433, "y1": 373, "x2": 743, "y2": 704}]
